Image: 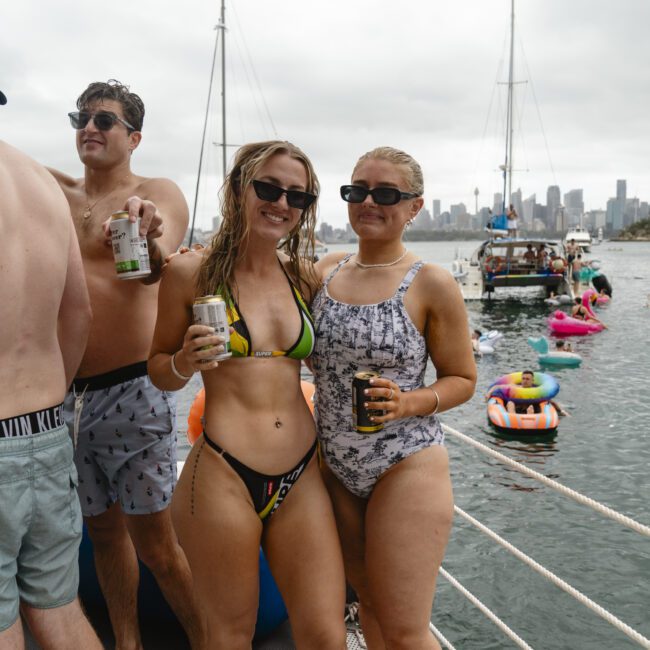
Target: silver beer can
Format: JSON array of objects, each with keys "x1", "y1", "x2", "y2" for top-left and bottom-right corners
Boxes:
[
  {"x1": 192, "y1": 295, "x2": 232, "y2": 361},
  {"x1": 110, "y1": 211, "x2": 151, "y2": 280}
]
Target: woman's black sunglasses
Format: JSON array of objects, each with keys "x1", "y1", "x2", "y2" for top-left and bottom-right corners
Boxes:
[
  {"x1": 340, "y1": 185, "x2": 419, "y2": 206},
  {"x1": 68, "y1": 111, "x2": 136, "y2": 132},
  {"x1": 251, "y1": 180, "x2": 316, "y2": 210}
]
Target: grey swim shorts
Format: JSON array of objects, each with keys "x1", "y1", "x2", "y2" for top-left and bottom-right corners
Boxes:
[
  {"x1": 0, "y1": 406, "x2": 81, "y2": 631},
  {"x1": 64, "y1": 361, "x2": 177, "y2": 517}
]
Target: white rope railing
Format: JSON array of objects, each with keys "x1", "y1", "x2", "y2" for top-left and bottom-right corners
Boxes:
[
  {"x1": 454, "y1": 505, "x2": 650, "y2": 648},
  {"x1": 438, "y1": 567, "x2": 533, "y2": 649},
  {"x1": 442, "y1": 424, "x2": 650, "y2": 537},
  {"x1": 429, "y1": 619, "x2": 457, "y2": 650}
]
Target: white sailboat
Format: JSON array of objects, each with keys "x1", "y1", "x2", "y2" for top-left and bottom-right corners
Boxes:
[{"x1": 454, "y1": 0, "x2": 571, "y2": 300}]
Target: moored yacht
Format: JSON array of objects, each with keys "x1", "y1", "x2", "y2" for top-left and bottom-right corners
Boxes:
[
  {"x1": 564, "y1": 224, "x2": 592, "y2": 253},
  {"x1": 453, "y1": 237, "x2": 572, "y2": 300}
]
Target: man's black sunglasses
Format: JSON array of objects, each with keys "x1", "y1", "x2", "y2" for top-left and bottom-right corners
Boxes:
[
  {"x1": 340, "y1": 185, "x2": 420, "y2": 206},
  {"x1": 251, "y1": 180, "x2": 316, "y2": 210},
  {"x1": 68, "y1": 111, "x2": 136, "y2": 132}
]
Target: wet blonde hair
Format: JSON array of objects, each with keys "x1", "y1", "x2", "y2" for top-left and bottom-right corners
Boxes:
[
  {"x1": 196, "y1": 141, "x2": 319, "y2": 301},
  {"x1": 352, "y1": 146, "x2": 424, "y2": 195}
]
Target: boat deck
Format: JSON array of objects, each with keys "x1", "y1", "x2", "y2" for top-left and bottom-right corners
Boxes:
[{"x1": 24, "y1": 606, "x2": 366, "y2": 649}]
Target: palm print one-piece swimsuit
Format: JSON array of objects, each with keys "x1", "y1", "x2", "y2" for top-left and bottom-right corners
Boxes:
[{"x1": 310, "y1": 255, "x2": 444, "y2": 498}]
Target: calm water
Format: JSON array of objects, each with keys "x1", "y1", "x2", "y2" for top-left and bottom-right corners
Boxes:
[{"x1": 176, "y1": 240, "x2": 650, "y2": 650}]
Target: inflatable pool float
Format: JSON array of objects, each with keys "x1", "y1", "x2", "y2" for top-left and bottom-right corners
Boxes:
[
  {"x1": 487, "y1": 371, "x2": 560, "y2": 404},
  {"x1": 527, "y1": 336, "x2": 582, "y2": 368},
  {"x1": 79, "y1": 510, "x2": 287, "y2": 642},
  {"x1": 475, "y1": 330, "x2": 503, "y2": 355},
  {"x1": 487, "y1": 396, "x2": 559, "y2": 435},
  {"x1": 548, "y1": 310, "x2": 604, "y2": 335}
]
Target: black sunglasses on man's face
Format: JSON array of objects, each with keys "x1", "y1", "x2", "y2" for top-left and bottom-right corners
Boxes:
[{"x1": 68, "y1": 110, "x2": 136, "y2": 132}]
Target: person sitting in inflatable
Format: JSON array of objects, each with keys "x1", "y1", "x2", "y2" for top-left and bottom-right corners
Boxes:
[
  {"x1": 571, "y1": 296, "x2": 607, "y2": 329},
  {"x1": 503, "y1": 370, "x2": 569, "y2": 416},
  {"x1": 471, "y1": 329, "x2": 482, "y2": 355}
]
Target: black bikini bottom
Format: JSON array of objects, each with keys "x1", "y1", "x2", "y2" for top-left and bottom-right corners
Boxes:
[{"x1": 203, "y1": 431, "x2": 317, "y2": 521}]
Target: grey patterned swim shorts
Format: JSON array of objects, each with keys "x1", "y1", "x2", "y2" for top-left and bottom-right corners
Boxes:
[{"x1": 64, "y1": 362, "x2": 177, "y2": 517}]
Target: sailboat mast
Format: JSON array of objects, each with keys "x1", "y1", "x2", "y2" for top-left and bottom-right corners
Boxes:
[
  {"x1": 219, "y1": 0, "x2": 227, "y2": 181},
  {"x1": 502, "y1": 0, "x2": 515, "y2": 213},
  {"x1": 188, "y1": 19, "x2": 221, "y2": 247}
]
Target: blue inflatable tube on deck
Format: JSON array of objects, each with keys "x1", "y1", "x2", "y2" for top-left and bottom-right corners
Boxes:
[{"x1": 78, "y1": 526, "x2": 287, "y2": 642}]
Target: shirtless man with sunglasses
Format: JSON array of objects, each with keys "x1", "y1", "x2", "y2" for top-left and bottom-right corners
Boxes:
[{"x1": 47, "y1": 80, "x2": 204, "y2": 649}]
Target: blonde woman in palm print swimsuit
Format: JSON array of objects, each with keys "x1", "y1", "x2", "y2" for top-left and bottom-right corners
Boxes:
[{"x1": 312, "y1": 147, "x2": 476, "y2": 650}]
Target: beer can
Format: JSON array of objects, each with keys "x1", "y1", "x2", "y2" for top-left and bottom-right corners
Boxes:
[
  {"x1": 110, "y1": 211, "x2": 151, "y2": 280},
  {"x1": 352, "y1": 370, "x2": 384, "y2": 433},
  {"x1": 192, "y1": 295, "x2": 232, "y2": 361}
]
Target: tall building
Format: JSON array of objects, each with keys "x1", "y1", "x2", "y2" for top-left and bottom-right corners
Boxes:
[
  {"x1": 546, "y1": 185, "x2": 561, "y2": 230},
  {"x1": 606, "y1": 197, "x2": 624, "y2": 231},
  {"x1": 450, "y1": 203, "x2": 467, "y2": 225},
  {"x1": 432, "y1": 199, "x2": 441, "y2": 219},
  {"x1": 563, "y1": 189, "x2": 584, "y2": 226},
  {"x1": 522, "y1": 194, "x2": 536, "y2": 224},
  {"x1": 493, "y1": 193, "x2": 503, "y2": 215},
  {"x1": 616, "y1": 179, "x2": 627, "y2": 202},
  {"x1": 413, "y1": 207, "x2": 433, "y2": 230}
]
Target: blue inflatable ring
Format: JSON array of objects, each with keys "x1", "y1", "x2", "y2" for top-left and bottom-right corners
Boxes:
[{"x1": 78, "y1": 526, "x2": 287, "y2": 641}]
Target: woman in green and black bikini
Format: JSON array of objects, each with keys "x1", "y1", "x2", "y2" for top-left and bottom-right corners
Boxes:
[{"x1": 148, "y1": 141, "x2": 346, "y2": 649}]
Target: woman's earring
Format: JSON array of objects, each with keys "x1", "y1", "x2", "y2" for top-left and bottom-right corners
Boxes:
[{"x1": 406, "y1": 218, "x2": 414, "y2": 228}]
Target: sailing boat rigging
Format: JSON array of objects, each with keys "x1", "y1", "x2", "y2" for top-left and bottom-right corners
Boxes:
[
  {"x1": 188, "y1": 0, "x2": 227, "y2": 247},
  {"x1": 489, "y1": 0, "x2": 527, "y2": 238},
  {"x1": 453, "y1": 0, "x2": 571, "y2": 300}
]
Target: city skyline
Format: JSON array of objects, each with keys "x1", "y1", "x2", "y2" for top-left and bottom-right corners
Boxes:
[{"x1": 316, "y1": 176, "x2": 647, "y2": 239}]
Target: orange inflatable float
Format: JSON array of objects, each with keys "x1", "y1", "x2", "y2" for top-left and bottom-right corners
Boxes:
[{"x1": 187, "y1": 381, "x2": 315, "y2": 445}]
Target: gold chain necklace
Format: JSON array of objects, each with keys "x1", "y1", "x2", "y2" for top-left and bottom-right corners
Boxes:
[
  {"x1": 354, "y1": 248, "x2": 408, "y2": 269},
  {"x1": 82, "y1": 176, "x2": 130, "y2": 220}
]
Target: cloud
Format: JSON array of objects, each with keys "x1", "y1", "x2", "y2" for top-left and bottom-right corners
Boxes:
[{"x1": 1, "y1": 0, "x2": 649, "y2": 230}]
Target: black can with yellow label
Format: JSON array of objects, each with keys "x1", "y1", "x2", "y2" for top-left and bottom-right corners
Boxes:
[{"x1": 352, "y1": 370, "x2": 384, "y2": 433}]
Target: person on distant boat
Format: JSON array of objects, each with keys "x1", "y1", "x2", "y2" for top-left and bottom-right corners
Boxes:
[
  {"x1": 566, "y1": 238, "x2": 578, "y2": 273},
  {"x1": 572, "y1": 253, "x2": 584, "y2": 294},
  {"x1": 536, "y1": 243, "x2": 549, "y2": 269},
  {"x1": 311, "y1": 147, "x2": 476, "y2": 650},
  {"x1": 506, "y1": 371, "x2": 569, "y2": 416},
  {"x1": 506, "y1": 203, "x2": 518, "y2": 238},
  {"x1": 148, "y1": 141, "x2": 347, "y2": 649},
  {"x1": 0, "y1": 139, "x2": 101, "y2": 649},
  {"x1": 523, "y1": 243, "x2": 536, "y2": 266},
  {"x1": 47, "y1": 80, "x2": 203, "y2": 649}
]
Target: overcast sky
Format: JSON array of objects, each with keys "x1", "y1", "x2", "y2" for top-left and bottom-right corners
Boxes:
[{"x1": 2, "y1": 0, "x2": 649, "y2": 231}]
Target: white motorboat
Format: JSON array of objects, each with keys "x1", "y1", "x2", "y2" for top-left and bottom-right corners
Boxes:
[{"x1": 564, "y1": 225, "x2": 592, "y2": 253}]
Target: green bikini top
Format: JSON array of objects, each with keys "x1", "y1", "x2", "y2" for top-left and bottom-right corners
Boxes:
[{"x1": 225, "y1": 262, "x2": 315, "y2": 360}]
